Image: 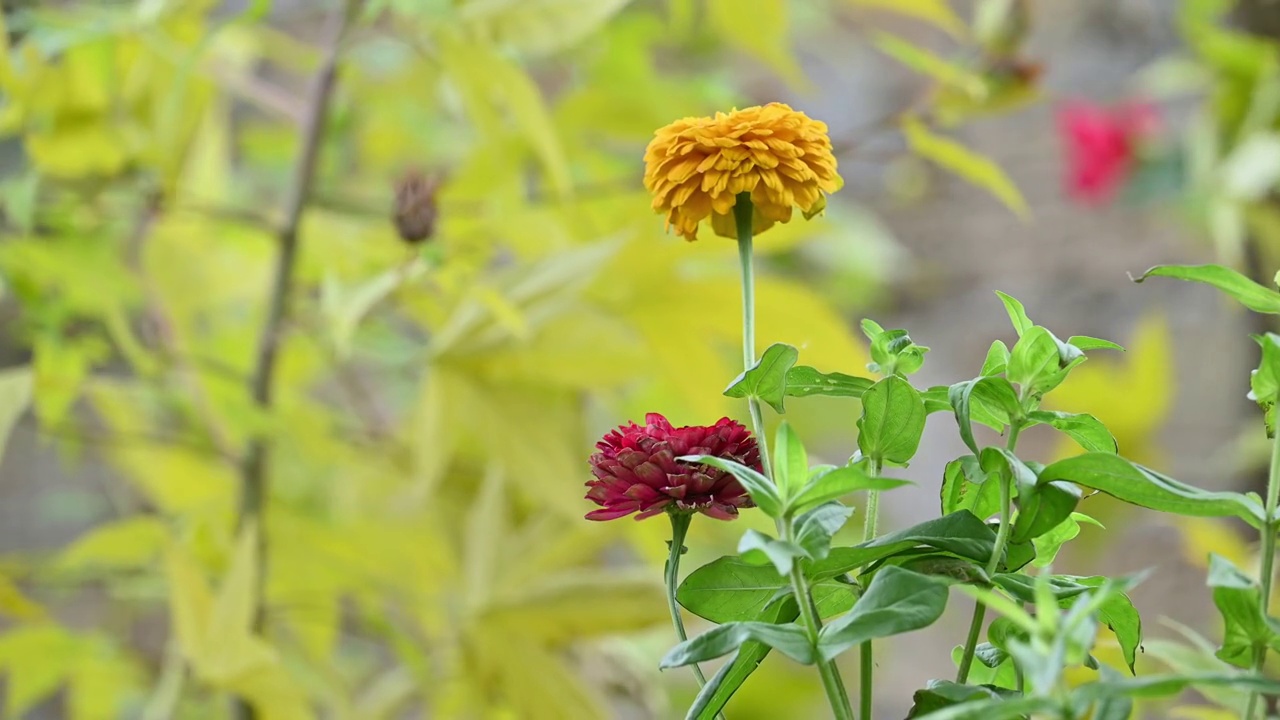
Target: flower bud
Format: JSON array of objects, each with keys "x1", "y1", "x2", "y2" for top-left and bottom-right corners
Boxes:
[{"x1": 392, "y1": 169, "x2": 440, "y2": 244}]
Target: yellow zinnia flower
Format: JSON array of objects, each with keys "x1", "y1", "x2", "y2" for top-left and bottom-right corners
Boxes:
[{"x1": 643, "y1": 103, "x2": 843, "y2": 241}]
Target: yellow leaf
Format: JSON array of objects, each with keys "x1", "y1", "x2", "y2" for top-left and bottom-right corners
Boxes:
[
  {"x1": 844, "y1": 0, "x2": 967, "y2": 39},
  {"x1": 24, "y1": 121, "x2": 132, "y2": 178},
  {"x1": 205, "y1": 524, "x2": 274, "y2": 680},
  {"x1": 0, "y1": 625, "x2": 81, "y2": 716},
  {"x1": 438, "y1": 32, "x2": 571, "y2": 198},
  {"x1": 165, "y1": 543, "x2": 215, "y2": 668},
  {"x1": 487, "y1": 572, "x2": 666, "y2": 643},
  {"x1": 58, "y1": 516, "x2": 169, "y2": 572},
  {"x1": 902, "y1": 115, "x2": 1029, "y2": 218},
  {"x1": 68, "y1": 642, "x2": 145, "y2": 720},
  {"x1": 458, "y1": 0, "x2": 635, "y2": 57},
  {"x1": 706, "y1": 0, "x2": 807, "y2": 89},
  {"x1": 0, "y1": 366, "x2": 32, "y2": 464},
  {"x1": 0, "y1": 573, "x2": 46, "y2": 621},
  {"x1": 872, "y1": 31, "x2": 986, "y2": 97}
]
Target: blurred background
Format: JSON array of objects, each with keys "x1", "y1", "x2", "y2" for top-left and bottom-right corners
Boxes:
[{"x1": 1, "y1": 0, "x2": 1280, "y2": 718}]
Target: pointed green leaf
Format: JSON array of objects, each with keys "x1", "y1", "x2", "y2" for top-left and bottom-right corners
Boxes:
[
  {"x1": 1206, "y1": 553, "x2": 1275, "y2": 668},
  {"x1": 661, "y1": 621, "x2": 815, "y2": 667},
  {"x1": 738, "y1": 529, "x2": 808, "y2": 575},
  {"x1": 812, "y1": 511, "x2": 996, "y2": 580},
  {"x1": 994, "y1": 291, "x2": 1033, "y2": 336},
  {"x1": 948, "y1": 377, "x2": 1021, "y2": 454},
  {"x1": 817, "y1": 566, "x2": 949, "y2": 660},
  {"x1": 678, "y1": 557, "x2": 858, "y2": 623},
  {"x1": 1068, "y1": 335, "x2": 1124, "y2": 352},
  {"x1": 686, "y1": 597, "x2": 801, "y2": 720},
  {"x1": 1133, "y1": 263, "x2": 1280, "y2": 314},
  {"x1": 858, "y1": 376, "x2": 926, "y2": 465},
  {"x1": 980, "y1": 340, "x2": 1010, "y2": 376},
  {"x1": 794, "y1": 502, "x2": 855, "y2": 561},
  {"x1": 1025, "y1": 411, "x2": 1118, "y2": 453},
  {"x1": 784, "y1": 366, "x2": 873, "y2": 399},
  {"x1": 772, "y1": 421, "x2": 808, "y2": 496},
  {"x1": 793, "y1": 464, "x2": 910, "y2": 514},
  {"x1": 1250, "y1": 333, "x2": 1280, "y2": 436},
  {"x1": 903, "y1": 116, "x2": 1029, "y2": 219},
  {"x1": 724, "y1": 343, "x2": 799, "y2": 413},
  {"x1": 1037, "y1": 453, "x2": 1265, "y2": 528},
  {"x1": 941, "y1": 456, "x2": 999, "y2": 520}
]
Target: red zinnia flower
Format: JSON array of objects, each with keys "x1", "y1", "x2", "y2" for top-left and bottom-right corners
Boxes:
[
  {"x1": 585, "y1": 413, "x2": 761, "y2": 521},
  {"x1": 1057, "y1": 99, "x2": 1158, "y2": 205}
]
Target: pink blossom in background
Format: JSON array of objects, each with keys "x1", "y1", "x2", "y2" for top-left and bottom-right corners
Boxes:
[{"x1": 1057, "y1": 100, "x2": 1159, "y2": 205}]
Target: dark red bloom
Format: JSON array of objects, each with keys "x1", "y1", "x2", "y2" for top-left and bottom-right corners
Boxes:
[
  {"x1": 1057, "y1": 100, "x2": 1158, "y2": 205},
  {"x1": 585, "y1": 413, "x2": 761, "y2": 521}
]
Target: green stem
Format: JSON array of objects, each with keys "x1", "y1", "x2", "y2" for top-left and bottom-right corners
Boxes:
[
  {"x1": 1246, "y1": 426, "x2": 1280, "y2": 720},
  {"x1": 955, "y1": 421, "x2": 1022, "y2": 685},
  {"x1": 666, "y1": 512, "x2": 710, "y2": 688},
  {"x1": 783, "y1": 517, "x2": 855, "y2": 720},
  {"x1": 735, "y1": 194, "x2": 850, "y2": 720},
  {"x1": 860, "y1": 458, "x2": 883, "y2": 720}
]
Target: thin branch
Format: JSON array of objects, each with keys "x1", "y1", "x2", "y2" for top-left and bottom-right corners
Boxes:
[{"x1": 237, "y1": 0, "x2": 360, "y2": 661}]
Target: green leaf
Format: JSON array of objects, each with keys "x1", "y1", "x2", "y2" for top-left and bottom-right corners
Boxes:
[
  {"x1": 1206, "y1": 553, "x2": 1275, "y2": 668},
  {"x1": 994, "y1": 291, "x2": 1032, "y2": 336},
  {"x1": 813, "y1": 511, "x2": 996, "y2": 581},
  {"x1": 948, "y1": 377, "x2": 1021, "y2": 454},
  {"x1": 1025, "y1": 411, "x2": 1118, "y2": 453},
  {"x1": 686, "y1": 598, "x2": 801, "y2": 719},
  {"x1": 784, "y1": 366, "x2": 872, "y2": 399},
  {"x1": 738, "y1": 529, "x2": 808, "y2": 576},
  {"x1": 907, "y1": 682, "x2": 1015, "y2": 717},
  {"x1": 1068, "y1": 335, "x2": 1124, "y2": 352},
  {"x1": 794, "y1": 502, "x2": 855, "y2": 561},
  {"x1": 678, "y1": 557, "x2": 858, "y2": 623},
  {"x1": 902, "y1": 116, "x2": 1029, "y2": 219},
  {"x1": 1072, "y1": 673, "x2": 1280, "y2": 702},
  {"x1": 871, "y1": 31, "x2": 986, "y2": 97},
  {"x1": 858, "y1": 376, "x2": 926, "y2": 465},
  {"x1": 1132, "y1": 263, "x2": 1280, "y2": 314},
  {"x1": 1029, "y1": 513, "x2": 1084, "y2": 567},
  {"x1": 724, "y1": 343, "x2": 799, "y2": 414},
  {"x1": 941, "y1": 456, "x2": 999, "y2": 520},
  {"x1": 1007, "y1": 326, "x2": 1085, "y2": 396},
  {"x1": 907, "y1": 696, "x2": 1059, "y2": 720},
  {"x1": 661, "y1": 621, "x2": 815, "y2": 667},
  {"x1": 1250, "y1": 332, "x2": 1280, "y2": 436},
  {"x1": 793, "y1": 464, "x2": 910, "y2": 515},
  {"x1": 991, "y1": 573, "x2": 1094, "y2": 604},
  {"x1": 816, "y1": 566, "x2": 949, "y2": 660},
  {"x1": 679, "y1": 455, "x2": 783, "y2": 519},
  {"x1": 867, "y1": 326, "x2": 930, "y2": 377},
  {"x1": 1037, "y1": 453, "x2": 1266, "y2": 528},
  {"x1": 1071, "y1": 576, "x2": 1143, "y2": 674},
  {"x1": 772, "y1": 421, "x2": 807, "y2": 497},
  {"x1": 0, "y1": 367, "x2": 33, "y2": 466},
  {"x1": 1011, "y1": 481, "x2": 1081, "y2": 544},
  {"x1": 980, "y1": 340, "x2": 1009, "y2": 377}
]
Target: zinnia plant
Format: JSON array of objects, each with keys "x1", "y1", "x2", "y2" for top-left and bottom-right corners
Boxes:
[{"x1": 585, "y1": 101, "x2": 1280, "y2": 720}]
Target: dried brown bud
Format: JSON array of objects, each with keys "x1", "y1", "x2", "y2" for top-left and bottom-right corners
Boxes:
[{"x1": 392, "y1": 169, "x2": 441, "y2": 244}]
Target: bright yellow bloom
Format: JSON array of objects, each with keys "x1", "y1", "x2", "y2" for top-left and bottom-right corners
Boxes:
[{"x1": 643, "y1": 103, "x2": 843, "y2": 241}]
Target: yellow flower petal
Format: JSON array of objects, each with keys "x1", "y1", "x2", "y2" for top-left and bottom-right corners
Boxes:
[{"x1": 642, "y1": 103, "x2": 842, "y2": 241}]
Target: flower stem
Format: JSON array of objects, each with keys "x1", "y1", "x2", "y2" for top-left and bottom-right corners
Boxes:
[
  {"x1": 860, "y1": 458, "x2": 883, "y2": 720},
  {"x1": 666, "y1": 512, "x2": 712, "y2": 690},
  {"x1": 734, "y1": 194, "x2": 851, "y2": 720},
  {"x1": 956, "y1": 421, "x2": 1022, "y2": 685},
  {"x1": 1246, "y1": 425, "x2": 1280, "y2": 719}
]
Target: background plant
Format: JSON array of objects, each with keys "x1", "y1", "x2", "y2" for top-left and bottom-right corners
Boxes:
[{"x1": 0, "y1": 0, "x2": 1277, "y2": 718}]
